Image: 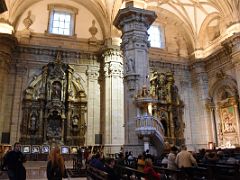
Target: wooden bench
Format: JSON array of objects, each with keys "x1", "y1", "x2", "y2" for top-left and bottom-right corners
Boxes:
[
  {"x1": 116, "y1": 165, "x2": 146, "y2": 180},
  {"x1": 198, "y1": 163, "x2": 240, "y2": 180},
  {"x1": 86, "y1": 165, "x2": 108, "y2": 180}
]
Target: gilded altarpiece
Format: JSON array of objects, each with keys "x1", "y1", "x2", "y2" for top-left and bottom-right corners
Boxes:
[
  {"x1": 149, "y1": 71, "x2": 185, "y2": 145},
  {"x1": 218, "y1": 98, "x2": 239, "y2": 146},
  {"x1": 20, "y1": 52, "x2": 87, "y2": 146}
]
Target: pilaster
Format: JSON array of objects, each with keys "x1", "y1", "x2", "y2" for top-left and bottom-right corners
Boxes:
[
  {"x1": 0, "y1": 33, "x2": 17, "y2": 143},
  {"x1": 10, "y1": 65, "x2": 27, "y2": 144},
  {"x1": 86, "y1": 67, "x2": 100, "y2": 146},
  {"x1": 101, "y1": 47, "x2": 124, "y2": 154},
  {"x1": 190, "y1": 61, "x2": 211, "y2": 147}
]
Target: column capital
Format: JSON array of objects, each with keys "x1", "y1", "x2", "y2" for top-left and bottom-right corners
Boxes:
[
  {"x1": 114, "y1": 6, "x2": 157, "y2": 31},
  {"x1": 102, "y1": 47, "x2": 122, "y2": 63},
  {"x1": 86, "y1": 67, "x2": 99, "y2": 81}
]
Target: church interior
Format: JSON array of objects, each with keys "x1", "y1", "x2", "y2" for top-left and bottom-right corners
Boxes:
[{"x1": 0, "y1": 0, "x2": 240, "y2": 172}]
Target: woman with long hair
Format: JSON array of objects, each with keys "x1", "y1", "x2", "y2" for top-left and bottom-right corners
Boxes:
[{"x1": 47, "y1": 146, "x2": 66, "y2": 180}]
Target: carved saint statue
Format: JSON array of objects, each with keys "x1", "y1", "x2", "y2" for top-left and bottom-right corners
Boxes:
[
  {"x1": 126, "y1": 57, "x2": 135, "y2": 73},
  {"x1": 51, "y1": 81, "x2": 61, "y2": 99},
  {"x1": 29, "y1": 114, "x2": 38, "y2": 132},
  {"x1": 72, "y1": 116, "x2": 79, "y2": 128}
]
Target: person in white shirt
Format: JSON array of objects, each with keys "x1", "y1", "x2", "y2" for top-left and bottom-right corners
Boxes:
[
  {"x1": 175, "y1": 144, "x2": 197, "y2": 179},
  {"x1": 175, "y1": 144, "x2": 197, "y2": 168},
  {"x1": 168, "y1": 146, "x2": 178, "y2": 170}
]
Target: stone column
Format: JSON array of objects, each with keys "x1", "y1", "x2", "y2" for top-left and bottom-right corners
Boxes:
[
  {"x1": 190, "y1": 61, "x2": 210, "y2": 148},
  {"x1": 0, "y1": 33, "x2": 17, "y2": 143},
  {"x1": 234, "y1": 104, "x2": 240, "y2": 144},
  {"x1": 101, "y1": 47, "x2": 124, "y2": 154},
  {"x1": 10, "y1": 64, "x2": 27, "y2": 144},
  {"x1": 86, "y1": 67, "x2": 100, "y2": 146},
  {"x1": 206, "y1": 100, "x2": 218, "y2": 146},
  {"x1": 114, "y1": 5, "x2": 156, "y2": 150}
]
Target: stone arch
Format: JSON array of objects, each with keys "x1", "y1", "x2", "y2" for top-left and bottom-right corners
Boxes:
[
  {"x1": 198, "y1": 12, "x2": 221, "y2": 48},
  {"x1": 209, "y1": 75, "x2": 238, "y2": 103}
]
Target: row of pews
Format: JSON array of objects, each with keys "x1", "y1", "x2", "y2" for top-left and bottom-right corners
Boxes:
[{"x1": 86, "y1": 162, "x2": 240, "y2": 180}]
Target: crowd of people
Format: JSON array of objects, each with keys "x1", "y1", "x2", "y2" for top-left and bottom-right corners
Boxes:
[
  {"x1": 85, "y1": 144, "x2": 240, "y2": 180},
  {"x1": 1, "y1": 142, "x2": 240, "y2": 180}
]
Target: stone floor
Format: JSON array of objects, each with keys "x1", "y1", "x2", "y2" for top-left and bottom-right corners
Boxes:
[{"x1": 0, "y1": 161, "x2": 86, "y2": 180}]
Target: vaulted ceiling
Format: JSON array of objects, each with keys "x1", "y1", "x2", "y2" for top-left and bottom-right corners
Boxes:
[{"x1": 1, "y1": 0, "x2": 239, "y2": 56}]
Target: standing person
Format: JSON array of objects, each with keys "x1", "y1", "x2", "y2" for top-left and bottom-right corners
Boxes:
[
  {"x1": 5, "y1": 142, "x2": 26, "y2": 180},
  {"x1": 47, "y1": 146, "x2": 66, "y2": 180},
  {"x1": 175, "y1": 144, "x2": 197, "y2": 179},
  {"x1": 167, "y1": 146, "x2": 178, "y2": 170},
  {"x1": 168, "y1": 146, "x2": 178, "y2": 180}
]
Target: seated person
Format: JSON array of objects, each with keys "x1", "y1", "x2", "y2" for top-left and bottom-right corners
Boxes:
[
  {"x1": 137, "y1": 154, "x2": 145, "y2": 171},
  {"x1": 144, "y1": 158, "x2": 161, "y2": 180},
  {"x1": 89, "y1": 153, "x2": 105, "y2": 171},
  {"x1": 104, "y1": 158, "x2": 120, "y2": 180}
]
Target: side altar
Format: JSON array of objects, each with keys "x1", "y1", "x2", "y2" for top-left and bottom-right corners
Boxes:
[
  {"x1": 135, "y1": 71, "x2": 185, "y2": 154},
  {"x1": 20, "y1": 51, "x2": 87, "y2": 146}
]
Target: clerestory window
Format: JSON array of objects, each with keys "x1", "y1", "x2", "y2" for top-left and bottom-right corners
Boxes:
[
  {"x1": 148, "y1": 25, "x2": 165, "y2": 48},
  {"x1": 47, "y1": 4, "x2": 78, "y2": 36}
]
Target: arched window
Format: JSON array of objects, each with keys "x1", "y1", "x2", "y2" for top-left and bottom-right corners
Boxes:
[{"x1": 148, "y1": 25, "x2": 165, "y2": 48}]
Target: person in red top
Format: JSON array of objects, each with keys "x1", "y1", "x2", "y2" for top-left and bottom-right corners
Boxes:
[{"x1": 144, "y1": 158, "x2": 161, "y2": 180}]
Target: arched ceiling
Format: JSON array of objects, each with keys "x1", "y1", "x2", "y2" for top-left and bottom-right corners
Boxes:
[{"x1": 1, "y1": 0, "x2": 239, "y2": 54}]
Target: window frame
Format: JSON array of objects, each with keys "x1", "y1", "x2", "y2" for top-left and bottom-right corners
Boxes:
[
  {"x1": 46, "y1": 4, "x2": 78, "y2": 37},
  {"x1": 148, "y1": 24, "x2": 165, "y2": 49}
]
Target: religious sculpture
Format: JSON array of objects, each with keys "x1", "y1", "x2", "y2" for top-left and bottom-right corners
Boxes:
[
  {"x1": 148, "y1": 71, "x2": 184, "y2": 145},
  {"x1": 126, "y1": 57, "x2": 135, "y2": 73}
]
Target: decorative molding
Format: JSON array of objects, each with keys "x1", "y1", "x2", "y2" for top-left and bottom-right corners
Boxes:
[
  {"x1": 149, "y1": 60, "x2": 189, "y2": 71},
  {"x1": 86, "y1": 68, "x2": 99, "y2": 81},
  {"x1": 17, "y1": 46, "x2": 98, "y2": 61}
]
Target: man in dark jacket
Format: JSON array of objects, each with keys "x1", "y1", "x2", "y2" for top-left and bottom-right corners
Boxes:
[
  {"x1": 104, "y1": 158, "x2": 120, "y2": 180},
  {"x1": 5, "y1": 142, "x2": 26, "y2": 180}
]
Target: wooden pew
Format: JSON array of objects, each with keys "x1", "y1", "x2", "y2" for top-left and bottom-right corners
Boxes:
[
  {"x1": 198, "y1": 163, "x2": 240, "y2": 180},
  {"x1": 153, "y1": 166, "x2": 184, "y2": 180},
  {"x1": 86, "y1": 164, "x2": 108, "y2": 180},
  {"x1": 116, "y1": 165, "x2": 146, "y2": 180}
]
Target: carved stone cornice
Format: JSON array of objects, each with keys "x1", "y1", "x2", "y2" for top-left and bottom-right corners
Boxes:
[
  {"x1": 222, "y1": 33, "x2": 240, "y2": 64},
  {"x1": 149, "y1": 60, "x2": 189, "y2": 71},
  {"x1": 17, "y1": 45, "x2": 98, "y2": 61}
]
